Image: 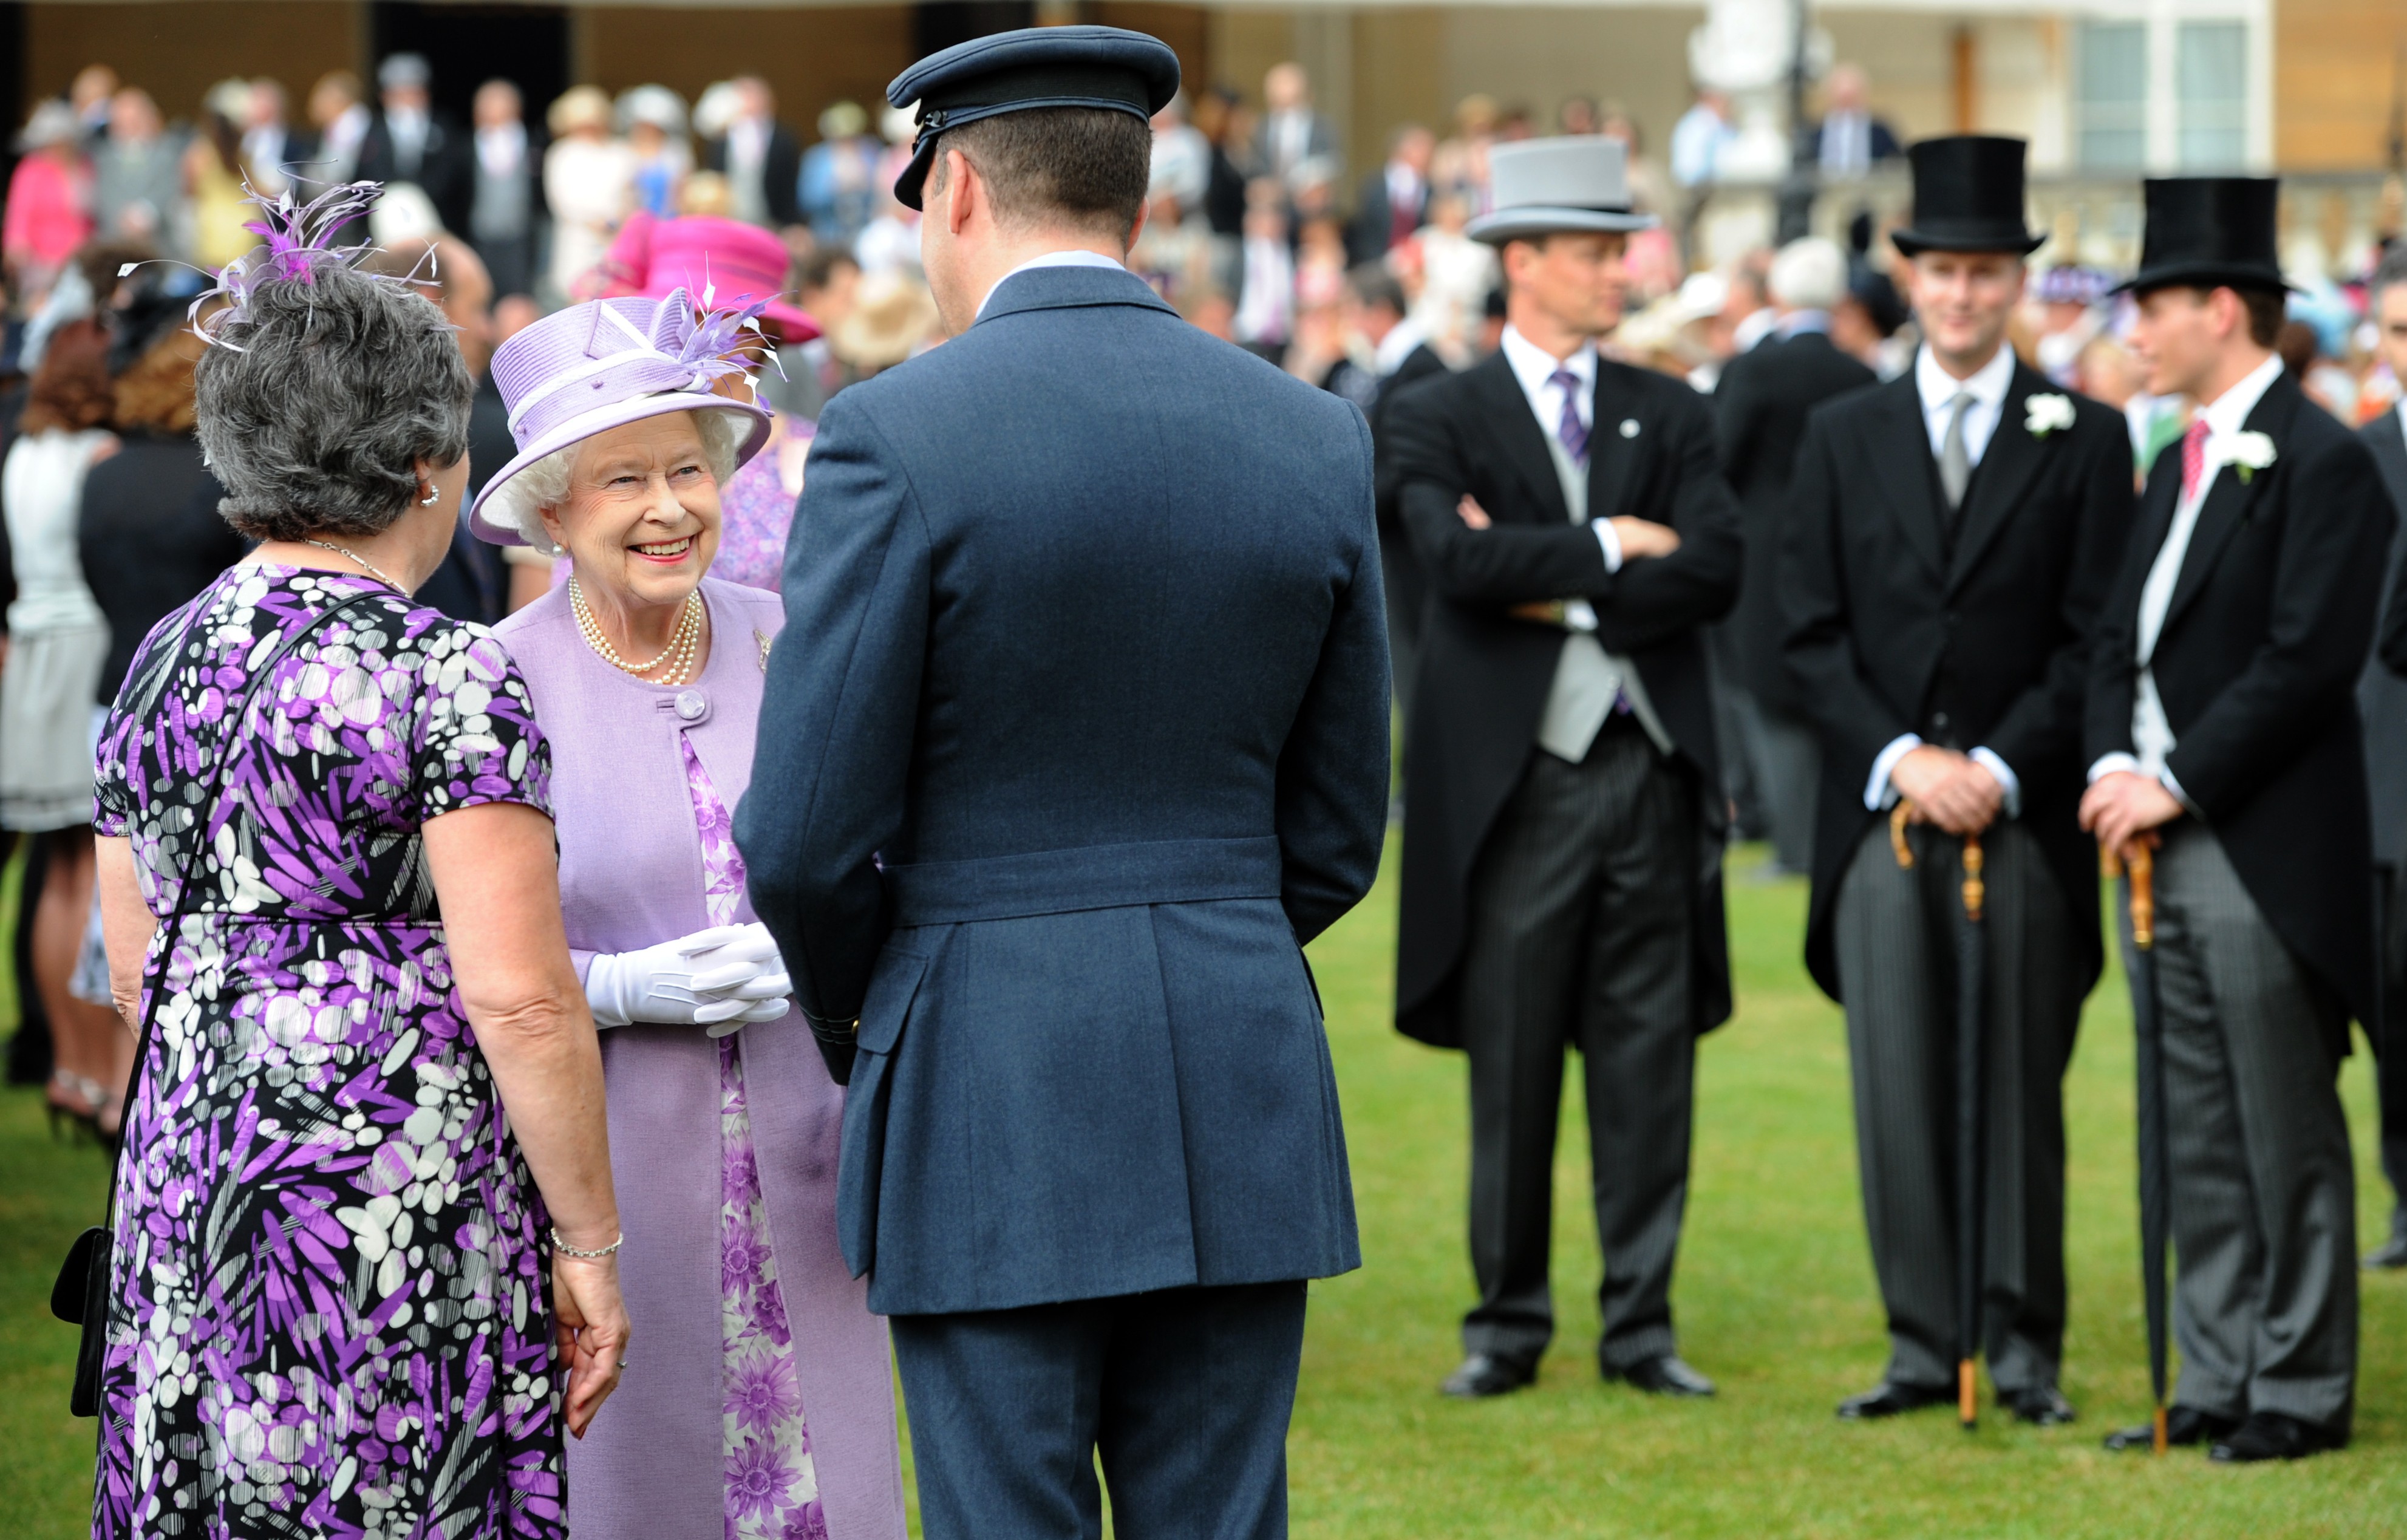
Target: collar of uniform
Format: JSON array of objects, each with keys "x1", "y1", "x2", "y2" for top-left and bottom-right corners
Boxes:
[
  {"x1": 1499, "y1": 324, "x2": 1597, "y2": 419},
  {"x1": 1914, "y1": 338, "x2": 2015, "y2": 420},
  {"x1": 974, "y1": 249, "x2": 1132, "y2": 321},
  {"x1": 2198, "y1": 350, "x2": 2286, "y2": 444}
]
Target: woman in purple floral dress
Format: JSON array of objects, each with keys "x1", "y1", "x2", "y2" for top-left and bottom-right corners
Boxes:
[
  {"x1": 89, "y1": 201, "x2": 630, "y2": 1539},
  {"x1": 472, "y1": 288, "x2": 904, "y2": 1539}
]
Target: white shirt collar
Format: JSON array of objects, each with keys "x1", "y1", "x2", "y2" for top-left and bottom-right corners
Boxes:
[
  {"x1": 1915, "y1": 339, "x2": 2016, "y2": 418},
  {"x1": 1500, "y1": 324, "x2": 1596, "y2": 425},
  {"x1": 1374, "y1": 314, "x2": 1429, "y2": 376},
  {"x1": 2198, "y1": 351, "x2": 2286, "y2": 444},
  {"x1": 974, "y1": 249, "x2": 1129, "y2": 321}
]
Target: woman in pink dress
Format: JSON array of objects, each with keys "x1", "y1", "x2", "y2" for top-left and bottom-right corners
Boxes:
[{"x1": 4, "y1": 102, "x2": 95, "y2": 295}]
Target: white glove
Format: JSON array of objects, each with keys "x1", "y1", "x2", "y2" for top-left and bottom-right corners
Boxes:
[{"x1": 584, "y1": 923, "x2": 792, "y2": 1031}]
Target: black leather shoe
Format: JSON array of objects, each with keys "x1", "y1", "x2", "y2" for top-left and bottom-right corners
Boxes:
[
  {"x1": 1440, "y1": 1354, "x2": 1536, "y2": 1399},
  {"x1": 2209, "y1": 1411, "x2": 2347, "y2": 1463},
  {"x1": 2103, "y1": 1405, "x2": 2238, "y2": 1451},
  {"x1": 1836, "y1": 1382, "x2": 1952, "y2": 1420},
  {"x1": 2364, "y1": 1224, "x2": 2407, "y2": 1269},
  {"x1": 1608, "y1": 1354, "x2": 1716, "y2": 1397},
  {"x1": 2001, "y1": 1385, "x2": 2077, "y2": 1426}
]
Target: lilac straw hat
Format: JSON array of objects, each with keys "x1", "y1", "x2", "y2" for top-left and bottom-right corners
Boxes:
[{"x1": 468, "y1": 289, "x2": 774, "y2": 545}]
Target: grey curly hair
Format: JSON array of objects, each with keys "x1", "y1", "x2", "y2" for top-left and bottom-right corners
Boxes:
[{"x1": 478, "y1": 404, "x2": 749, "y2": 557}]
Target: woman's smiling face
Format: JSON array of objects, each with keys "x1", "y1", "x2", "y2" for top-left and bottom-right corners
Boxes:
[{"x1": 541, "y1": 411, "x2": 723, "y2": 612}]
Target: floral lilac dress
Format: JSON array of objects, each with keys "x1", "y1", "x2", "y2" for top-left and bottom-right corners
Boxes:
[
  {"x1": 91, "y1": 565, "x2": 563, "y2": 1539},
  {"x1": 683, "y1": 737, "x2": 828, "y2": 1539}
]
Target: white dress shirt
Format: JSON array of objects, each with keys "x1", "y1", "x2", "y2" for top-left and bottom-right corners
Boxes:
[
  {"x1": 974, "y1": 248, "x2": 1127, "y2": 321},
  {"x1": 1864, "y1": 341, "x2": 2026, "y2": 816},
  {"x1": 476, "y1": 121, "x2": 526, "y2": 180},
  {"x1": 1499, "y1": 325, "x2": 1622, "y2": 572},
  {"x1": 386, "y1": 106, "x2": 431, "y2": 179},
  {"x1": 2088, "y1": 350, "x2": 2289, "y2": 806}
]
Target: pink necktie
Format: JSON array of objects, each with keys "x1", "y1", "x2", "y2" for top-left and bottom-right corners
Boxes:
[{"x1": 2178, "y1": 416, "x2": 2211, "y2": 503}]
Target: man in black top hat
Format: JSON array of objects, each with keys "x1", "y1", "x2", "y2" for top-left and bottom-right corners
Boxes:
[
  {"x1": 1781, "y1": 136, "x2": 2137, "y2": 1424},
  {"x1": 2082, "y1": 178, "x2": 2391, "y2": 1463}
]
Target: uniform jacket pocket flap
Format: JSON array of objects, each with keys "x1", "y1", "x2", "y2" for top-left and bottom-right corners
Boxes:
[{"x1": 856, "y1": 945, "x2": 930, "y2": 1055}]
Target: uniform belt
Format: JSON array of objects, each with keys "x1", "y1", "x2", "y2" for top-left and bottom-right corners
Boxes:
[{"x1": 885, "y1": 836, "x2": 1284, "y2": 925}]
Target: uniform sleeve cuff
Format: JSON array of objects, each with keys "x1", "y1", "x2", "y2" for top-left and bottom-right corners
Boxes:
[
  {"x1": 1968, "y1": 748, "x2": 2021, "y2": 819},
  {"x1": 1590, "y1": 518, "x2": 1624, "y2": 573},
  {"x1": 1865, "y1": 733, "x2": 1922, "y2": 810}
]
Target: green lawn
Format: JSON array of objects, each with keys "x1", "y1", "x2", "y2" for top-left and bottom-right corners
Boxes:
[{"x1": 4, "y1": 843, "x2": 2402, "y2": 1536}]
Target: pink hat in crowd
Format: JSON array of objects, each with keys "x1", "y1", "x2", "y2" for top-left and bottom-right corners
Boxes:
[
  {"x1": 638, "y1": 216, "x2": 822, "y2": 345},
  {"x1": 466, "y1": 289, "x2": 774, "y2": 545}
]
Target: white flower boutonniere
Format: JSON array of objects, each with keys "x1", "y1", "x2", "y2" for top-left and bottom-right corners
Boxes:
[
  {"x1": 2226, "y1": 431, "x2": 2277, "y2": 484},
  {"x1": 2023, "y1": 394, "x2": 2075, "y2": 438}
]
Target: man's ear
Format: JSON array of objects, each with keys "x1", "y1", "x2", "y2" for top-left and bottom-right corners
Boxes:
[{"x1": 944, "y1": 148, "x2": 976, "y2": 237}]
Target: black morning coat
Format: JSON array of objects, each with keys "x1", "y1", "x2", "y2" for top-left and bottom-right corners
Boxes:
[
  {"x1": 2361, "y1": 407, "x2": 2407, "y2": 868},
  {"x1": 1783, "y1": 360, "x2": 2137, "y2": 1003},
  {"x1": 2093, "y1": 367, "x2": 2394, "y2": 1045},
  {"x1": 1385, "y1": 349, "x2": 1743, "y2": 1048},
  {"x1": 1714, "y1": 329, "x2": 1876, "y2": 711}
]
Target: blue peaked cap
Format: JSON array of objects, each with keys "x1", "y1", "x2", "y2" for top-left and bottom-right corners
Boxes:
[{"x1": 887, "y1": 25, "x2": 1181, "y2": 211}]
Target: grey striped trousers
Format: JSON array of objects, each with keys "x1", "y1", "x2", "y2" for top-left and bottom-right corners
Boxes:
[
  {"x1": 2128, "y1": 823, "x2": 2356, "y2": 1429},
  {"x1": 1833, "y1": 819, "x2": 2080, "y2": 1394},
  {"x1": 1457, "y1": 722, "x2": 1700, "y2": 1372}
]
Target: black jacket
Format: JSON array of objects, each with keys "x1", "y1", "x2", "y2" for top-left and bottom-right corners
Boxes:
[
  {"x1": 1782, "y1": 361, "x2": 2136, "y2": 1001},
  {"x1": 355, "y1": 113, "x2": 473, "y2": 237},
  {"x1": 1369, "y1": 342, "x2": 1450, "y2": 636},
  {"x1": 1387, "y1": 350, "x2": 1741, "y2": 1046},
  {"x1": 2095, "y1": 369, "x2": 2392, "y2": 1038},
  {"x1": 701, "y1": 123, "x2": 803, "y2": 229},
  {"x1": 1346, "y1": 167, "x2": 1423, "y2": 265},
  {"x1": 1713, "y1": 328, "x2": 1876, "y2": 706},
  {"x1": 2360, "y1": 409, "x2": 2407, "y2": 864},
  {"x1": 77, "y1": 432, "x2": 248, "y2": 704}
]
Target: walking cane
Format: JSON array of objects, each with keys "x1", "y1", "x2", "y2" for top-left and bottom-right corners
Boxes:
[
  {"x1": 1890, "y1": 802, "x2": 1987, "y2": 1432},
  {"x1": 2103, "y1": 840, "x2": 2171, "y2": 1455}
]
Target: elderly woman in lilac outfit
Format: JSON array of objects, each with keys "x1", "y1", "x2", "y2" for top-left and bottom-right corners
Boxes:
[{"x1": 471, "y1": 292, "x2": 904, "y2": 1540}]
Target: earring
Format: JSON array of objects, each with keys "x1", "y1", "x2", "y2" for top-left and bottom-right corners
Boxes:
[{"x1": 420, "y1": 485, "x2": 439, "y2": 505}]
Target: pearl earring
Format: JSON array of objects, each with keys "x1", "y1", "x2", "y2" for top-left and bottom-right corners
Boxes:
[{"x1": 420, "y1": 485, "x2": 439, "y2": 505}]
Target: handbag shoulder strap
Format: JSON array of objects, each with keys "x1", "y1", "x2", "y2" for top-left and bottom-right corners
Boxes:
[{"x1": 100, "y1": 581, "x2": 393, "y2": 1216}]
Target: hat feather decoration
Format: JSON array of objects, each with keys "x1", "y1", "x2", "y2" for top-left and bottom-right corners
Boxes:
[{"x1": 655, "y1": 261, "x2": 789, "y2": 388}]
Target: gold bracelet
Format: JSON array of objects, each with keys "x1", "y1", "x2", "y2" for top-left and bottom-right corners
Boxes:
[{"x1": 551, "y1": 1228, "x2": 624, "y2": 1259}]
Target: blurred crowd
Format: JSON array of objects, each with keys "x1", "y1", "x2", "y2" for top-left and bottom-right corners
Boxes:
[{"x1": 3, "y1": 46, "x2": 2406, "y2": 1118}]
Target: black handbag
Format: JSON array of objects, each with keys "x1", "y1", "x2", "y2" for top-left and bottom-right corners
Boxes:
[{"x1": 50, "y1": 590, "x2": 381, "y2": 1417}]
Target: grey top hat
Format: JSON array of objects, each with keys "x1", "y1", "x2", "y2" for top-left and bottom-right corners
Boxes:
[{"x1": 1468, "y1": 137, "x2": 1657, "y2": 245}]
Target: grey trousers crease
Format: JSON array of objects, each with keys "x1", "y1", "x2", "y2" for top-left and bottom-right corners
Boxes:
[
  {"x1": 1458, "y1": 722, "x2": 1698, "y2": 1371},
  {"x1": 2130, "y1": 823, "x2": 2357, "y2": 1429},
  {"x1": 890, "y1": 1282, "x2": 1307, "y2": 1540},
  {"x1": 1833, "y1": 820, "x2": 2078, "y2": 1393},
  {"x1": 1731, "y1": 691, "x2": 1819, "y2": 876}
]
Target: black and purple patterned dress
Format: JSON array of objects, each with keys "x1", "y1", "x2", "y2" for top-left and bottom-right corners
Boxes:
[{"x1": 90, "y1": 564, "x2": 565, "y2": 1539}]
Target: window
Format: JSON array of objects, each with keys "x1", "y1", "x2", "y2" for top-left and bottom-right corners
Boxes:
[
  {"x1": 2075, "y1": 21, "x2": 2147, "y2": 171},
  {"x1": 2177, "y1": 21, "x2": 2247, "y2": 169}
]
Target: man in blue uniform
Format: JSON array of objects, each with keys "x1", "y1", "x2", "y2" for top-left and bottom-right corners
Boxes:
[{"x1": 734, "y1": 26, "x2": 1391, "y2": 1540}]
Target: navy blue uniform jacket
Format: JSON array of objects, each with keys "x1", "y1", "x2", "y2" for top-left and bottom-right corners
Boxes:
[{"x1": 734, "y1": 264, "x2": 1392, "y2": 1317}]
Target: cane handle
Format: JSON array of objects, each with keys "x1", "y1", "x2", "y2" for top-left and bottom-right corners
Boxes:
[
  {"x1": 2128, "y1": 843, "x2": 2155, "y2": 950},
  {"x1": 1961, "y1": 833, "x2": 1985, "y2": 922},
  {"x1": 1890, "y1": 800, "x2": 1915, "y2": 869}
]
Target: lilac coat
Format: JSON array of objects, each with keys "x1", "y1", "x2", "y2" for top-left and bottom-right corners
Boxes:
[{"x1": 496, "y1": 577, "x2": 905, "y2": 1540}]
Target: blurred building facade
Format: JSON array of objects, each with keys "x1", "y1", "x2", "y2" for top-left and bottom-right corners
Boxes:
[{"x1": 0, "y1": 0, "x2": 2397, "y2": 267}]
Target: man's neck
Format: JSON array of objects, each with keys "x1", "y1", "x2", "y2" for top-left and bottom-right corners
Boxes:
[
  {"x1": 1505, "y1": 304, "x2": 1598, "y2": 363},
  {"x1": 1929, "y1": 335, "x2": 2007, "y2": 382},
  {"x1": 2191, "y1": 343, "x2": 2278, "y2": 409},
  {"x1": 956, "y1": 231, "x2": 1128, "y2": 330}
]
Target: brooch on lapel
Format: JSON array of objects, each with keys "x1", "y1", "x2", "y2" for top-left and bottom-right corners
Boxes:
[
  {"x1": 755, "y1": 629, "x2": 772, "y2": 670},
  {"x1": 2024, "y1": 394, "x2": 2075, "y2": 438},
  {"x1": 1618, "y1": 419, "x2": 1640, "y2": 439},
  {"x1": 2224, "y1": 431, "x2": 2277, "y2": 484}
]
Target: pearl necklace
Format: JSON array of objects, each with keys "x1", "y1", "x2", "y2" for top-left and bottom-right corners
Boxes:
[
  {"x1": 301, "y1": 538, "x2": 408, "y2": 594},
  {"x1": 570, "y1": 578, "x2": 704, "y2": 686}
]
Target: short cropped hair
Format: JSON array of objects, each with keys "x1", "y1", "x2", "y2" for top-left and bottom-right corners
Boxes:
[
  {"x1": 196, "y1": 264, "x2": 472, "y2": 542},
  {"x1": 2369, "y1": 245, "x2": 2407, "y2": 310},
  {"x1": 2146, "y1": 282, "x2": 2285, "y2": 350},
  {"x1": 925, "y1": 106, "x2": 1152, "y2": 239}
]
